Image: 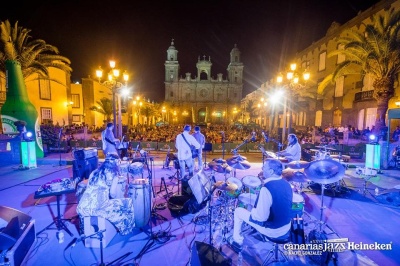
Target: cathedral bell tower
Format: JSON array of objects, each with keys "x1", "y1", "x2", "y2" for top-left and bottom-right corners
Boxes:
[
  {"x1": 227, "y1": 44, "x2": 243, "y2": 83},
  {"x1": 165, "y1": 39, "x2": 179, "y2": 82}
]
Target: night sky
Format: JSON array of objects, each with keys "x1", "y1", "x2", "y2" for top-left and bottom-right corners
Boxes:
[{"x1": 1, "y1": 0, "x2": 380, "y2": 102}]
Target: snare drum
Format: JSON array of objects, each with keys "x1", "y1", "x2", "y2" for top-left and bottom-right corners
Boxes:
[
  {"x1": 129, "y1": 179, "x2": 151, "y2": 228},
  {"x1": 237, "y1": 193, "x2": 258, "y2": 211},
  {"x1": 241, "y1": 175, "x2": 262, "y2": 194},
  {"x1": 292, "y1": 193, "x2": 305, "y2": 218},
  {"x1": 129, "y1": 162, "x2": 143, "y2": 176},
  {"x1": 224, "y1": 177, "x2": 243, "y2": 199}
]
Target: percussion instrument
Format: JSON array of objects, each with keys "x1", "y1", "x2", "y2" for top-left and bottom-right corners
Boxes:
[
  {"x1": 315, "y1": 150, "x2": 330, "y2": 160},
  {"x1": 215, "y1": 177, "x2": 242, "y2": 199},
  {"x1": 129, "y1": 178, "x2": 151, "y2": 228},
  {"x1": 119, "y1": 161, "x2": 130, "y2": 176},
  {"x1": 237, "y1": 193, "x2": 258, "y2": 211},
  {"x1": 292, "y1": 193, "x2": 305, "y2": 218},
  {"x1": 227, "y1": 154, "x2": 247, "y2": 162},
  {"x1": 287, "y1": 160, "x2": 310, "y2": 169},
  {"x1": 76, "y1": 179, "x2": 88, "y2": 202},
  {"x1": 265, "y1": 151, "x2": 278, "y2": 159},
  {"x1": 226, "y1": 159, "x2": 251, "y2": 170},
  {"x1": 225, "y1": 177, "x2": 243, "y2": 198},
  {"x1": 208, "y1": 161, "x2": 232, "y2": 173},
  {"x1": 278, "y1": 157, "x2": 289, "y2": 164},
  {"x1": 305, "y1": 159, "x2": 345, "y2": 185},
  {"x1": 241, "y1": 175, "x2": 262, "y2": 194},
  {"x1": 282, "y1": 169, "x2": 309, "y2": 183},
  {"x1": 129, "y1": 162, "x2": 144, "y2": 176},
  {"x1": 212, "y1": 158, "x2": 226, "y2": 164},
  {"x1": 111, "y1": 176, "x2": 127, "y2": 199}
]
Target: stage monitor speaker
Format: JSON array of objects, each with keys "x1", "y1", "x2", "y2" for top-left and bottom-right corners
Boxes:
[
  {"x1": 73, "y1": 156, "x2": 98, "y2": 180},
  {"x1": 190, "y1": 241, "x2": 231, "y2": 266},
  {"x1": 0, "y1": 206, "x2": 35, "y2": 266}
]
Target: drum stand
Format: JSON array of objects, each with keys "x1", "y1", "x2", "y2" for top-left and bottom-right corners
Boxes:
[{"x1": 133, "y1": 155, "x2": 172, "y2": 263}]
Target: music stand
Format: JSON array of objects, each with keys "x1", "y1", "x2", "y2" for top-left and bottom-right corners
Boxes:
[{"x1": 35, "y1": 187, "x2": 75, "y2": 237}]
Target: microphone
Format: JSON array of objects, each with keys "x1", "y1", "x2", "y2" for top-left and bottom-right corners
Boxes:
[
  {"x1": 135, "y1": 144, "x2": 140, "y2": 153},
  {"x1": 262, "y1": 131, "x2": 269, "y2": 142},
  {"x1": 251, "y1": 132, "x2": 256, "y2": 142}
]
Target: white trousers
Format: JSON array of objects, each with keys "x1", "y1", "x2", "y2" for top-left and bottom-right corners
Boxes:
[{"x1": 232, "y1": 207, "x2": 291, "y2": 245}]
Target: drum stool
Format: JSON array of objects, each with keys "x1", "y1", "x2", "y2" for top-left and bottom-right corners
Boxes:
[{"x1": 261, "y1": 230, "x2": 291, "y2": 265}]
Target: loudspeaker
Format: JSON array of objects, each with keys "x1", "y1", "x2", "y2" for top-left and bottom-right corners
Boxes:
[
  {"x1": 73, "y1": 156, "x2": 98, "y2": 180},
  {"x1": 190, "y1": 241, "x2": 231, "y2": 266},
  {"x1": 0, "y1": 206, "x2": 35, "y2": 266}
]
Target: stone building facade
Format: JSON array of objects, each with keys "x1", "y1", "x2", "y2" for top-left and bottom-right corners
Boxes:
[{"x1": 164, "y1": 40, "x2": 243, "y2": 124}]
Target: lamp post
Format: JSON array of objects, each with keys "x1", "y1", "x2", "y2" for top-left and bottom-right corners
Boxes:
[
  {"x1": 276, "y1": 63, "x2": 310, "y2": 142},
  {"x1": 96, "y1": 61, "x2": 129, "y2": 138}
]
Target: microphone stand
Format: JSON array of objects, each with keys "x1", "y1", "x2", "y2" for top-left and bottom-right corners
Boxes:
[
  {"x1": 221, "y1": 132, "x2": 225, "y2": 159},
  {"x1": 58, "y1": 127, "x2": 63, "y2": 166},
  {"x1": 71, "y1": 229, "x2": 107, "y2": 266}
]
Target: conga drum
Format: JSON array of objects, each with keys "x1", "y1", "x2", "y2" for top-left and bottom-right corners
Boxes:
[
  {"x1": 129, "y1": 162, "x2": 144, "y2": 177},
  {"x1": 129, "y1": 178, "x2": 151, "y2": 228}
]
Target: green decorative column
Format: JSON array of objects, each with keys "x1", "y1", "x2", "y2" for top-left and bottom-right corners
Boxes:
[{"x1": 1, "y1": 60, "x2": 44, "y2": 158}]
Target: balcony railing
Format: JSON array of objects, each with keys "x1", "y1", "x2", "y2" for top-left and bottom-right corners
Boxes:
[{"x1": 354, "y1": 90, "x2": 374, "y2": 102}]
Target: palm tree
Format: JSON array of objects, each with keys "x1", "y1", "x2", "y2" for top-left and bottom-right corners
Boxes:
[
  {"x1": 318, "y1": 8, "x2": 400, "y2": 131},
  {"x1": 0, "y1": 20, "x2": 72, "y2": 81},
  {"x1": 246, "y1": 99, "x2": 259, "y2": 122},
  {"x1": 90, "y1": 97, "x2": 113, "y2": 123}
]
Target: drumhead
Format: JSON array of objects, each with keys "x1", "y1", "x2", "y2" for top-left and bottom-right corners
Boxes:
[
  {"x1": 241, "y1": 175, "x2": 261, "y2": 188},
  {"x1": 227, "y1": 177, "x2": 243, "y2": 190},
  {"x1": 130, "y1": 162, "x2": 143, "y2": 168}
]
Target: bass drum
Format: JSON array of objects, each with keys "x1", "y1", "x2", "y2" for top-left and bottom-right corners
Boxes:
[{"x1": 129, "y1": 179, "x2": 151, "y2": 228}]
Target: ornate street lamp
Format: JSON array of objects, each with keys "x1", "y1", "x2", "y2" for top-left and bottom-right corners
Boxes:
[
  {"x1": 276, "y1": 63, "x2": 310, "y2": 141},
  {"x1": 96, "y1": 61, "x2": 129, "y2": 138}
]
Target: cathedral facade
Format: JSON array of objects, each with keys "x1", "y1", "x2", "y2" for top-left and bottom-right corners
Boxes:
[{"x1": 164, "y1": 40, "x2": 243, "y2": 124}]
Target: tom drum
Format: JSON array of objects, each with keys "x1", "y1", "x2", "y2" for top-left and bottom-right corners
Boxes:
[
  {"x1": 241, "y1": 175, "x2": 262, "y2": 194},
  {"x1": 292, "y1": 193, "x2": 305, "y2": 218},
  {"x1": 224, "y1": 177, "x2": 243, "y2": 199},
  {"x1": 237, "y1": 193, "x2": 258, "y2": 211}
]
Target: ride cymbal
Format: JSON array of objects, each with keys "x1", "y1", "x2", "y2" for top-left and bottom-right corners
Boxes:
[{"x1": 207, "y1": 162, "x2": 232, "y2": 173}]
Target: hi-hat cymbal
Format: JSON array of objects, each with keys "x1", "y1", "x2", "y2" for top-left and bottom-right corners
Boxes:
[
  {"x1": 287, "y1": 160, "x2": 310, "y2": 169},
  {"x1": 304, "y1": 159, "x2": 345, "y2": 184},
  {"x1": 214, "y1": 180, "x2": 238, "y2": 192},
  {"x1": 226, "y1": 159, "x2": 251, "y2": 170},
  {"x1": 207, "y1": 162, "x2": 232, "y2": 173},
  {"x1": 282, "y1": 169, "x2": 310, "y2": 183}
]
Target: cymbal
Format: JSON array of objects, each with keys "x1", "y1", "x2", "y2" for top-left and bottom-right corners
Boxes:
[
  {"x1": 212, "y1": 158, "x2": 226, "y2": 164},
  {"x1": 265, "y1": 151, "x2": 278, "y2": 159},
  {"x1": 227, "y1": 154, "x2": 247, "y2": 161},
  {"x1": 304, "y1": 159, "x2": 345, "y2": 184},
  {"x1": 282, "y1": 169, "x2": 310, "y2": 183},
  {"x1": 226, "y1": 159, "x2": 251, "y2": 170},
  {"x1": 287, "y1": 160, "x2": 310, "y2": 169},
  {"x1": 214, "y1": 180, "x2": 238, "y2": 192},
  {"x1": 207, "y1": 162, "x2": 232, "y2": 173}
]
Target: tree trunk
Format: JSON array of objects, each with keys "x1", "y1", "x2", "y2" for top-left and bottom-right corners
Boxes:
[{"x1": 375, "y1": 96, "x2": 388, "y2": 131}]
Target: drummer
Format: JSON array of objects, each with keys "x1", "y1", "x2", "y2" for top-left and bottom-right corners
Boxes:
[
  {"x1": 228, "y1": 158, "x2": 293, "y2": 252},
  {"x1": 276, "y1": 133, "x2": 301, "y2": 162}
]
